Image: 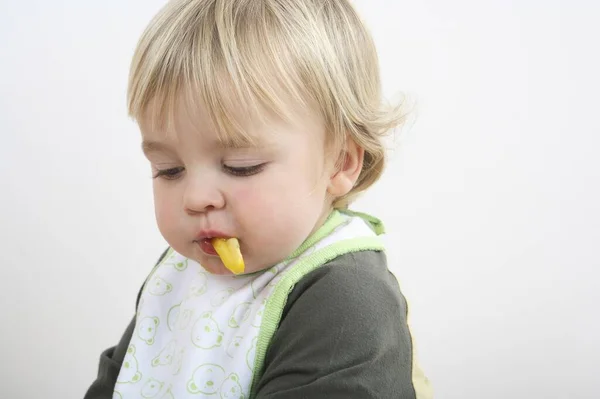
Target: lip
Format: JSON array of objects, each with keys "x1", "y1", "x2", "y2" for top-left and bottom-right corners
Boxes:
[
  {"x1": 194, "y1": 229, "x2": 231, "y2": 241},
  {"x1": 194, "y1": 230, "x2": 231, "y2": 256}
]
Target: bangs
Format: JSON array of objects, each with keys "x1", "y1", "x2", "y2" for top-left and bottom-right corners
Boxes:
[
  {"x1": 127, "y1": 0, "x2": 407, "y2": 207},
  {"x1": 127, "y1": 0, "x2": 311, "y2": 146}
]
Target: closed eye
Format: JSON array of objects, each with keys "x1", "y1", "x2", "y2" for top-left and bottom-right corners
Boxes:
[
  {"x1": 153, "y1": 167, "x2": 184, "y2": 180},
  {"x1": 223, "y1": 163, "x2": 266, "y2": 177}
]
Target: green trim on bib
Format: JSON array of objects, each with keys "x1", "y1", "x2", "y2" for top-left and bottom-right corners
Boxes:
[
  {"x1": 283, "y1": 210, "x2": 345, "y2": 260},
  {"x1": 340, "y1": 209, "x2": 385, "y2": 235},
  {"x1": 250, "y1": 231, "x2": 385, "y2": 396}
]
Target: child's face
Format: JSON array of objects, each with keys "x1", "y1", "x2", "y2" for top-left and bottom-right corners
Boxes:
[{"x1": 140, "y1": 100, "x2": 334, "y2": 275}]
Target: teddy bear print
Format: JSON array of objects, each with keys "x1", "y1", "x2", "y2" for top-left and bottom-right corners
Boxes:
[
  {"x1": 191, "y1": 312, "x2": 224, "y2": 349},
  {"x1": 165, "y1": 258, "x2": 188, "y2": 271},
  {"x1": 211, "y1": 288, "x2": 234, "y2": 307},
  {"x1": 117, "y1": 345, "x2": 142, "y2": 384},
  {"x1": 152, "y1": 340, "x2": 177, "y2": 367},
  {"x1": 251, "y1": 299, "x2": 267, "y2": 328},
  {"x1": 229, "y1": 303, "x2": 251, "y2": 328},
  {"x1": 172, "y1": 346, "x2": 186, "y2": 375},
  {"x1": 226, "y1": 336, "x2": 244, "y2": 358},
  {"x1": 187, "y1": 364, "x2": 227, "y2": 395},
  {"x1": 167, "y1": 304, "x2": 193, "y2": 331},
  {"x1": 177, "y1": 308, "x2": 193, "y2": 330},
  {"x1": 137, "y1": 316, "x2": 160, "y2": 345},
  {"x1": 187, "y1": 272, "x2": 208, "y2": 298},
  {"x1": 163, "y1": 252, "x2": 178, "y2": 263},
  {"x1": 160, "y1": 386, "x2": 175, "y2": 399},
  {"x1": 141, "y1": 378, "x2": 164, "y2": 398},
  {"x1": 247, "y1": 337, "x2": 258, "y2": 372},
  {"x1": 166, "y1": 304, "x2": 180, "y2": 331},
  {"x1": 147, "y1": 276, "x2": 173, "y2": 296},
  {"x1": 220, "y1": 373, "x2": 245, "y2": 399}
]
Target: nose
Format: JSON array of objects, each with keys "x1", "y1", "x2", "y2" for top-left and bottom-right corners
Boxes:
[{"x1": 182, "y1": 173, "x2": 225, "y2": 214}]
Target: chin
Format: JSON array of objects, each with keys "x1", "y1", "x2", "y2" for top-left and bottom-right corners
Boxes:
[{"x1": 197, "y1": 254, "x2": 235, "y2": 275}]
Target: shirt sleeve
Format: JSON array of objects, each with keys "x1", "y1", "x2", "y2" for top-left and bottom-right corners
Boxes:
[
  {"x1": 83, "y1": 248, "x2": 170, "y2": 399},
  {"x1": 254, "y1": 250, "x2": 417, "y2": 399},
  {"x1": 83, "y1": 316, "x2": 136, "y2": 399}
]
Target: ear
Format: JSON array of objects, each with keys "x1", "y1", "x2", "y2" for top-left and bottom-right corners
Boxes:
[{"x1": 327, "y1": 138, "x2": 364, "y2": 198}]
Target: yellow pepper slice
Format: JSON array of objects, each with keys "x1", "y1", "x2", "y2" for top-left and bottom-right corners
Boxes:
[{"x1": 211, "y1": 237, "x2": 245, "y2": 274}]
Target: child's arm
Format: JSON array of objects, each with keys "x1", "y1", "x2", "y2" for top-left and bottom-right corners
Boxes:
[
  {"x1": 253, "y1": 251, "x2": 422, "y2": 398},
  {"x1": 83, "y1": 316, "x2": 136, "y2": 399},
  {"x1": 83, "y1": 248, "x2": 170, "y2": 399}
]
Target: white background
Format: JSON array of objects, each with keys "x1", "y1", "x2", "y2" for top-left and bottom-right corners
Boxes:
[{"x1": 1, "y1": 0, "x2": 599, "y2": 398}]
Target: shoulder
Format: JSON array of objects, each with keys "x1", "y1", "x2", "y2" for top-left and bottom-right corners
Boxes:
[
  {"x1": 282, "y1": 250, "x2": 408, "y2": 322},
  {"x1": 256, "y1": 250, "x2": 417, "y2": 398}
]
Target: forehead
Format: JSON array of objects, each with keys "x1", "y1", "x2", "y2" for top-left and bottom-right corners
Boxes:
[{"x1": 138, "y1": 92, "x2": 325, "y2": 150}]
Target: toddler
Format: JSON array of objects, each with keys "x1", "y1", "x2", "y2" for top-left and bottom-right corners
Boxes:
[{"x1": 85, "y1": 0, "x2": 432, "y2": 397}]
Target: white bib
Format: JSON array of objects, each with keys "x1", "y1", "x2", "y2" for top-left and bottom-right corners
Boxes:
[{"x1": 114, "y1": 211, "x2": 384, "y2": 399}]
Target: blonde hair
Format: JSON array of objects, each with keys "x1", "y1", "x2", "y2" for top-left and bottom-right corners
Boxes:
[{"x1": 128, "y1": 0, "x2": 407, "y2": 208}]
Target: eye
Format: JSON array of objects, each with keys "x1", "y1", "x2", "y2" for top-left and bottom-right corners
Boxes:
[
  {"x1": 153, "y1": 167, "x2": 185, "y2": 180},
  {"x1": 223, "y1": 163, "x2": 266, "y2": 177}
]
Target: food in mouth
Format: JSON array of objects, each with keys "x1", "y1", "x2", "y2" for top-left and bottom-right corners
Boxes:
[{"x1": 211, "y1": 237, "x2": 245, "y2": 274}]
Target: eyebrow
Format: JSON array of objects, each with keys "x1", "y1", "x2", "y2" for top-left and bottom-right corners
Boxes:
[
  {"x1": 141, "y1": 140, "x2": 174, "y2": 155},
  {"x1": 216, "y1": 131, "x2": 273, "y2": 149},
  {"x1": 141, "y1": 136, "x2": 272, "y2": 155}
]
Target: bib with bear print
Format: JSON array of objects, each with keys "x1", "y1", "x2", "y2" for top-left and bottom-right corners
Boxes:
[{"x1": 114, "y1": 210, "x2": 385, "y2": 399}]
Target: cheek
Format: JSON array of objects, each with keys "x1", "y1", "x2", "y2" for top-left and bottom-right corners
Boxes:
[
  {"x1": 229, "y1": 183, "x2": 277, "y2": 219},
  {"x1": 153, "y1": 184, "x2": 180, "y2": 232},
  {"x1": 231, "y1": 169, "x2": 326, "y2": 235}
]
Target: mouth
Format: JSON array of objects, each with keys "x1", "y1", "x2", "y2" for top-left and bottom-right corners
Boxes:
[
  {"x1": 196, "y1": 238, "x2": 218, "y2": 256},
  {"x1": 193, "y1": 230, "x2": 232, "y2": 256}
]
